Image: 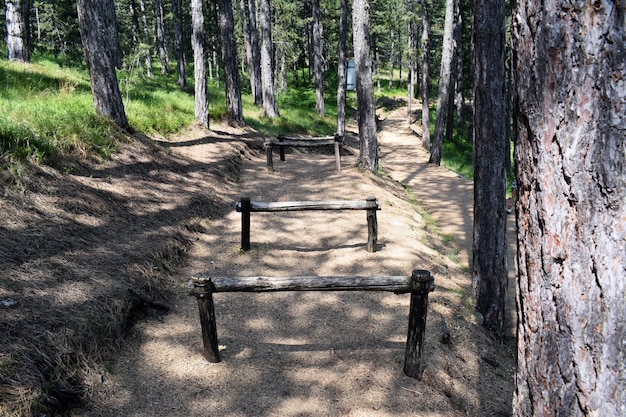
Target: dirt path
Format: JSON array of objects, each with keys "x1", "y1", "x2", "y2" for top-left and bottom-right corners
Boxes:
[
  {"x1": 76, "y1": 114, "x2": 515, "y2": 417},
  {"x1": 378, "y1": 108, "x2": 517, "y2": 336}
]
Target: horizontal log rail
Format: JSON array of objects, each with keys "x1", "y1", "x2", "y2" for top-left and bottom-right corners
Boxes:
[
  {"x1": 265, "y1": 133, "x2": 344, "y2": 172},
  {"x1": 236, "y1": 197, "x2": 380, "y2": 252},
  {"x1": 191, "y1": 274, "x2": 412, "y2": 293},
  {"x1": 189, "y1": 270, "x2": 435, "y2": 379}
]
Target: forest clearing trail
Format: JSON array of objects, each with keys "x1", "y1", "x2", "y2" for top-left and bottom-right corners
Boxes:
[
  {"x1": 378, "y1": 107, "x2": 517, "y2": 337},
  {"x1": 76, "y1": 114, "x2": 515, "y2": 417}
]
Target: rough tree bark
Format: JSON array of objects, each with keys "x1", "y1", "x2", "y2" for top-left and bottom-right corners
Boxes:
[
  {"x1": 420, "y1": 0, "x2": 430, "y2": 150},
  {"x1": 428, "y1": 0, "x2": 457, "y2": 165},
  {"x1": 259, "y1": 0, "x2": 278, "y2": 118},
  {"x1": 311, "y1": 0, "x2": 324, "y2": 116},
  {"x1": 76, "y1": 0, "x2": 129, "y2": 130},
  {"x1": 335, "y1": 0, "x2": 348, "y2": 137},
  {"x1": 6, "y1": 0, "x2": 30, "y2": 62},
  {"x1": 191, "y1": 0, "x2": 209, "y2": 128},
  {"x1": 217, "y1": 0, "x2": 245, "y2": 126},
  {"x1": 352, "y1": 0, "x2": 378, "y2": 172},
  {"x1": 471, "y1": 0, "x2": 507, "y2": 336},
  {"x1": 512, "y1": 1, "x2": 626, "y2": 415}
]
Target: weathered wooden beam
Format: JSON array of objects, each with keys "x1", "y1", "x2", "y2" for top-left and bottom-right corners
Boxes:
[
  {"x1": 191, "y1": 277, "x2": 222, "y2": 363},
  {"x1": 403, "y1": 270, "x2": 435, "y2": 379},
  {"x1": 236, "y1": 199, "x2": 381, "y2": 212},
  {"x1": 189, "y1": 270, "x2": 435, "y2": 380},
  {"x1": 277, "y1": 134, "x2": 336, "y2": 141},
  {"x1": 191, "y1": 274, "x2": 413, "y2": 294},
  {"x1": 267, "y1": 139, "x2": 336, "y2": 147},
  {"x1": 366, "y1": 196, "x2": 378, "y2": 252},
  {"x1": 240, "y1": 197, "x2": 251, "y2": 251}
]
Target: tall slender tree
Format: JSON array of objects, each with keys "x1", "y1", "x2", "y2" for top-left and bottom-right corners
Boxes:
[
  {"x1": 153, "y1": 0, "x2": 169, "y2": 74},
  {"x1": 352, "y1": 0, "x2": 378, "y2": 171},
  {"x1": 311, "y1": 0, "x2": 324, "y2": 116},
  {"x1": 6, "y1": 0, "x2": 30, "y2": 62},
  {"x1": 512, "y1": 0, "x2": 626, "y2": 414},
  {"x1": 191, "y1": 0, "x2": 208, "y2": 128},
  {"x1": 428, "y1": 0, "x2": 457, "y2": 165},
  {"x1": 76, "y1": 0, "x2": 129, "y2": 129},
  {"x1": 335, "y1": 0, "x2": 348, "y2": 137},
  {"x1": 259, "y1": 0, "x2": 278, "y2": 118},
  {"x1": 171, "y1": 0, "x2": 185, "y2": 90},
  {"x1": 471, "y1": 0, "x2": 507, "y2": 336},
  {"x1": 420, "y1": 0, "x2": 430, "y2": 150},
  {"x1": 217, "y1": 0, "x2": 245, "y2": 126},
  {"x1": 247, "y1": 0, "x2": 263, "y2": 105}
]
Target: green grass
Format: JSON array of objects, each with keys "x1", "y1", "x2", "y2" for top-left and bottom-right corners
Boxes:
[{"x1": 0, "y1": 56, "x2": 479, "y2": 184}]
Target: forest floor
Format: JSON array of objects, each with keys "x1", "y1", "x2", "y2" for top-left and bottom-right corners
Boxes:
[{"x1": 1, "y1": 104, "x2": 516, "y2": 417}]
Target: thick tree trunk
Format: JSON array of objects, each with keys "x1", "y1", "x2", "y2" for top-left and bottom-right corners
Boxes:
[
  {"x1": 191, "y1": 0, "x2": 208, "y2": 128},
  {"x1": 428, "y1": 0, "x2": 457, "y2": 165},
  {"x1": 259, "y1": 0, "x2": 278, "y2": 118},
  {"x1": 335, "y1": 0, "x2": 347, "y2": 137},
  {"x1": 6, "y1": 0, "x2": 30, "y2": 62},
  {"x1": 352, "y1": 0, "x2": 378, "y2": 172},
  {"x1": 76, "y1": 0, "x2": 128, "y2": 129},
  {"x1": 171, "y1": 0, "x2": 185, "y2": 90},
  {"x1": 471, "y1": 0, "x2": 507, "y2": 337},
  {"x1": 217, "y1": 0, "x2": 245, "y2": 126},
  {"x1": 420, "y1": 0, "x2": 430, "y2": 150},
  {"x1": 512, "y1": 1, "x2": 626, "y2": 415},
  {"x1": 311, "y1": 0, "x2": 324, "y2": 116},
  {"x1": 153, "y1": 0, "x2": 169, "y2": 74}
]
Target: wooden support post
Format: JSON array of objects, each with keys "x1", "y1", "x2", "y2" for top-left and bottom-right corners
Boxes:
[
  {"x1": 265, "y1": 141, "x2": 274, "y2": 172},
  {"x1": 278, "y1": 135, "x2": 286, "y2": 161},
  {"x1": 366, "y1": 196, "x2": 378, "y2": 252},
  {"x1": 334, "y1": 134, "x2": 342, "y2": 173},
  {"x1": 403, "y1": 270, "x2": 434, "y2": 379},
  {"x1": 240, "y1": 197, "x2": 251, "y2": 251},
  {"x1": 192, "y1": 277, "x2": 222, "y2": 363}
]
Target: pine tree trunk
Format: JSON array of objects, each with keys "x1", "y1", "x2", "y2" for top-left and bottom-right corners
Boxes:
[
  {"x1": 512, "y1": 1, "x2": 626, "y2": 415},
  {"x1": 138, "y1": 0, "x2": 153, "y2": 78},
  {"x1": 153, "y1": 0, "x2": 169, "y2": 74},
  {"x1": 429, "y1": 0, "x2": 457, "y2": 165},
  {"x1": 388, "y1": 29, "x2": 395, "y2": 90},
  {"x1": 76, "y1": 0, "x2": 128, "y2": 129},
  {"x1": 471, "y1": 0, "x2": 507, "y2": 337},
  {"x1": 6, "y1": 0, "x2": 30, "y2": 62},
  {"x1": 191, "y1": 0, "x2": 208, "y2": 128},
  {"x1": 259, "y1": 0, "x2": 278, "y2": 118},
  {"x1": 420, "y1": 0, "x2": 430, "y2": 150},
  {"x1": 217, "y1": 0, "x2": 244, "y2": 126},
  {"x1": 247, "y1": 0, "x2": 263, "y2": 105},
  {"x1": 311, "y1": 0, "x2": 324, "y2": 117},
  {"x1": 335, "y1": 0, "x2": 347, "y2": 137},
  {"x1": 406, "y1": 1, "x2": 416, "y2": 126},
  {"x1": 171, "y1": 0, "x2": 185, "y2": 90},
  {"x1": 238, "y1": 0, "x2": 255, "y2": 98},
  {"x1": 352, "y1": 0, "x2": 378, "y2": 172}
]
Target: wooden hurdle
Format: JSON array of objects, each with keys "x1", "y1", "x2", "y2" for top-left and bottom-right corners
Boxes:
[
  {"x1": 265, "y1": 134, "x2": 344, "y2": 172},
  {"x1": 189, "y1": 270, "x2": 435, "y2": 379},
  {"x1": 236, "y1": 196, "x2": 381, "y2": 252}
]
